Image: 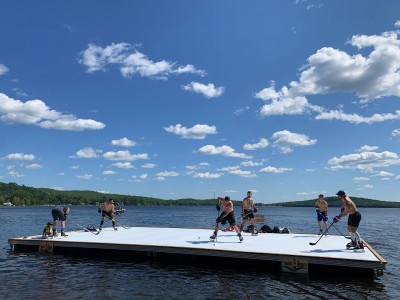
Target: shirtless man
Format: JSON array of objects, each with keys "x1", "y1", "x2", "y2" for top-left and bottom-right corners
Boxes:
[
  {"x1": 240, "y1": 191, "x2": 258, "y2": 235},
  {"x1": 210, "y1": 196, "x2": 243, "y2": 242},
  {"x1": 314, "y1": 194, "x2": 329, "y2": 235},
  {"x1": 98, "y1": 198, "x2": 117, "y2": 231},
  {"x1": 333, "y1": 190, "x2": 363, "y2": 250}
]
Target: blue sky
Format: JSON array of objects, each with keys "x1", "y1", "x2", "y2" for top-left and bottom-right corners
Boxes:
[{"x1": 1, "y1": 0, "x2": 400, "y2": 203}]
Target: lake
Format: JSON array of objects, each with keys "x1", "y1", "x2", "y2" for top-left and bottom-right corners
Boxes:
[{"x1": 0, "y1": 206, "x2": 398, "y2": 299}]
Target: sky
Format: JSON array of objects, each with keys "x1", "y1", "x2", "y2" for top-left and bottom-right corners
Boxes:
[{"x1": 1, "y1": 0, "x2": 400, "y2": 203}]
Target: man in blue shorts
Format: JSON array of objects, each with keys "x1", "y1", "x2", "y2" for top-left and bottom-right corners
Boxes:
[{"x1": 51, "y1": 206, "x2": 70, "y2": 237}]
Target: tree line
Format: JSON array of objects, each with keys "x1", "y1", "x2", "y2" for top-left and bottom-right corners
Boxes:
[{"x1": 1, "y1": 182, "x2": 399, "y2": 208}]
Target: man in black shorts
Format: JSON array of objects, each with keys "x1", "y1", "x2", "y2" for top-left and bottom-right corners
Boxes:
[
  {"x1": 210, "y1": 196, "x2": 243, "y2": 242},
  {"x1": 51, "y1": 206, "x2": 70, "y2": 237},
  {"x1": 333, "y1": 190, "x2": 363, "y2": 250}
]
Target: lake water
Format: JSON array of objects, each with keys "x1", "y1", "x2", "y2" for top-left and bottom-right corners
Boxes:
[{"x1": 0, "y1": 206, "x2": 398, "y2": 299}]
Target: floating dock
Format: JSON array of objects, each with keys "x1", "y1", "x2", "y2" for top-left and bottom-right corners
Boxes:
[{"x1": 8, "y1": 226, "x2": 386, "y2": 278}]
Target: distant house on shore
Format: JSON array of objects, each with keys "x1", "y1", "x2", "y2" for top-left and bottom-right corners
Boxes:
[{"x1": 3, "y1": 202, "x2": 13, "y2": 206}]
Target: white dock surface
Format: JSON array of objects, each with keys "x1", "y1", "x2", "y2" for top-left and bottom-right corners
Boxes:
[{"x1": 15, "y1": 226, "x2": 383, "y2": 264}]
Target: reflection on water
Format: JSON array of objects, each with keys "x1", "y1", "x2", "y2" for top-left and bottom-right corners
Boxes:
[{"x1": 1, "y1": 206, "x2": 399, "y2": 299}]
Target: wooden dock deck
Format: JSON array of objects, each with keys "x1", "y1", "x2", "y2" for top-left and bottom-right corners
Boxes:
[{"x1": 8, "y1": 226, "x2": 387, "y2": 278}]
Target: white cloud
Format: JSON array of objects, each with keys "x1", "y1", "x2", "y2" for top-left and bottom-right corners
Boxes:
[
  {"x1": 78, "y1": 43, "x2": 206, "y2": 79},
  {"x1": 241, "y1": 160, "x2": 263, "y2": 167},
  {"x1": 103, "y1": 151, "x2": 148, "y2": 161},
  {"x1": 353, "y1": 177, "x2": 370, "y2": 181},
  {"x1": 164, "y1": 124, "x2": 217, "y2": 139},
  {"x1": 396, "y1": 175, "x2": 400, "y2": 180},
  {"x1": 111, "y1": 137, "x2": 136, "y2": 147},
  {"x1": 141, "y1": 163, "x2": 156, "y2": 168},
  {"x1": 76, "y1": 174, "x2": 93, "y2": 180},
  {"x1": 198, "y1": 145, "x2": 252, "y2": 159},
  {"x1": 102, "y1": 170, "x2": 116, "y2": 175},
  {"x1": 70, "y1": 147, "x2": 98, "y2": 159},
  {"x1": 182, "y1": 82, "x2": 224, "y2": 98},
  {"x1": 271, "y1": 130, "x2": 317, "y2": 153},
  {"x1": 25, "y1": 164, "x2": 42, "y2": 169},
  {"x1": 328, "y1": 151, "x2": 400, "y2": 172},
  {"x1": 0, "y1": 93, "x2": 105, "y2": 131},
  {"x1": 112, "y1": 162, "x2": 134, "y2": 169},
  {"x1": 192, "y1": 172, "x2": 222, "y2": 179},
  {"x1": 3, "y1": 153, "x2": 35, "y2": 161},
  {"x1": 228, "y1": 169, "x2": 257, "y2": 178},
  {"x1": 243, "y1": 138, "x2": 269, "y2": 150},
  {"x1": 357, "y1": 145, "x2": 379, "y2": 152},
  {"x1": 259, "y1": 166, "x2": 292, "y2": 173},
  {"x1": 372, "y1": 171, "x2": 394, "y2": 177},
  {"x1": 392, "y1": 129, "x2": 400, "y2": 136},
  {"x1": 0, "y1": 64, "x2": 9, "y2": 75},
  {"x1": 315, "y1": 110, "x2": 400, "y2": 124}
]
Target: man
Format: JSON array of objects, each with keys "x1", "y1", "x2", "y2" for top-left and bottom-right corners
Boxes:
[
  {"x1": 240, "y1": 191, "x2": 258, "y2": 235},
  {"x1": 333, "y1": 190, "x2": 363, "y2": 250},
  {"x1": 210, "y1": 196, "x2": 243, "y2": 242},
  {"x1": 314, "y1": 194, "x2": 329, "y2": 235},
  {"x1": 98, "y1": 198, "x2": 117, "y2": 231},
  {"x1": 51, "y1": 206, "x2": 70, "y2": 237}
]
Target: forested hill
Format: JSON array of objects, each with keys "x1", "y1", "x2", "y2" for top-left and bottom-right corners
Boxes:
[{"x1": 1, "y1": 182, "x2": 399, "y2": 208}]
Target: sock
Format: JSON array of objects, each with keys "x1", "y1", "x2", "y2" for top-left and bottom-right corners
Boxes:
[{"x1": 354, "y1": 231, "x2": 361, "y2": 243}]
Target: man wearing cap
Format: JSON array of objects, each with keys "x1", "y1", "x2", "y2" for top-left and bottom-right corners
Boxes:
[
  {"x1": 333, "y1": 190, "x2": 363, "y2": 250},
  {"x1": 51, "y1": 206, "x2": 70, "y2": 237},
  {"x1": 98, "y1": 198, "x2": 117, "y2": 231},
  {"x1": 210, "y1": 196, "x2": 243, "y2": 242},
  {"x1": 314, "y1": 194, "x2": 329, "y2": 235}
]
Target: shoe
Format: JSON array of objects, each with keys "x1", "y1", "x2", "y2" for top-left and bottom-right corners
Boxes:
[
  {"x1": 210, "y1": 233, "x2": 217, "y2": 241},
  {"x1": 61, "y1": 231, "x2": 68, "y2": 237},
  {"x1": 239, "y1": 235, "x2": 244, "y2": 242},
  {"x1": 251, "y1": 229, "x2": 258, "y2": 236},
  {"x1": 324, "y1": 231, "x2": 329, "y2": 236},
  {"x1": 346, "y1": 240, "x2": 357, "y2": 249},
  {"x1": 53, "y1": 230, "x2": 58, "y2": 237},
  {"x1": 113, "y1": 226, "x2": 118, "y2": 230},
  {"x1": 318, "y1": 229, "x2": 322, "y2": 235},
  {"x1": 99, "y1": 227, "x2": 102, "y2": 231}
]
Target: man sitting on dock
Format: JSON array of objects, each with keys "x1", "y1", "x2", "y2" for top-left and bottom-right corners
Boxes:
[
  {"x1": 98, "y1": 199, "x2": 117, "y2": 231},
  {"x1": 210, "y1": 196, "x2": 243, "y2": 242},
  {"x1": 333, "y1": 190, "x2": 363, "y2": 250}
]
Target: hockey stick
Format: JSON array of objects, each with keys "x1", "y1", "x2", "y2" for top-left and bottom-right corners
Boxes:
[
  {"x1": 317, "y1": 211, "x2": 350, "y2": 239},
  {"x1": 309, "y1": 221, "x2": 336, "y2": 246},
  {"x1": 70, "y1": 219, "x2": 100, "y2": 235}
]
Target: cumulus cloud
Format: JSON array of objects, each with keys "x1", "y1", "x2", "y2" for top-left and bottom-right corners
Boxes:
[
  {"x1": 102, "y1": 170, "x2": 116, "y2": 175},
  {"x1": 392, "y1": 128, "x2": 400, "y2": 136},
  {"x1": 228, "y1": 169, "x2": 257, "y2": 178},
  {"x1": 0, "y1": 93, "x2": 105, "y2": 131},
  {"x1": 102, "y1": 151, "x2": 148, "y2": 161},
  {"x1": 25, "y1": 164, "x2": 42, "y2": 169},
  {"x1": 112, "y1": 162, "x2": 134, "y2": 169},
  {"x1": 357, "y1": 145, "x2": 379, "y2": 152},
  {"x1": 243, "y1": 138, "x2": 269, "y2": 150},
  {"x1": 259, "y1": 166, "x2": 292, "y2": 173},
  {"x1": 111, "y1": 137, "x2": 136, "y2": 147},
  {"x1": 141, "y1": 163, "x2": 156, "y2": 168},
  {"x1": 192, "y1": 172, "x2": 222, "y2": 179},
  {"x1": 76, "y1": 174, "x2": 93, "y2": 180},
  {"x1": 78, "y1": 42, "x2": 206, "y2": 79},
  {"x1": 271, "y1": 130, "x2": 317, "y2": 153},
  {"x1": 0, "y1": 64, "x2": 9, "y2": 75},
  {"x1": 164, "y1": 124, "x2": 217, "y2": 139},
  {"x1": 70, "y1": 147, "x2": 98, "y2": 159},
  {"x1": 3, "y1": 153, "x2": 35, "y2": 161},
  {"x1": 255, "y1": 28, "x2": 400, "y2": 121},
  {"x1": 182, "y1": 82, "x2": 224, "y2": 98},
  {"x1": 328, "y1": 150, "x2": 400, "y2": 172},
  {"x1": 198, "y1": 145, "x2": 252, "y2": 159}
]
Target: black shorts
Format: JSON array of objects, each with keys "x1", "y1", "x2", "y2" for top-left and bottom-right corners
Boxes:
[
  {"x1": 243, "y1": 209, "x2": 254, "y2": 220},
  {"x1": 219, "y1": 212, "x2": 236, "y2": 226},
  {"x1": 102, "y1": 210, "x2": 113, "y2": 219},
  {"x1": 348, "y1": 211, "x2": 361, "y2": 228},
  {"x1": 52, "y1": 207, "x2": 66, "y2": 221}
]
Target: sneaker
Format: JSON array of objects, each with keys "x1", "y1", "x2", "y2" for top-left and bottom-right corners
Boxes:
[
  {"x1": 61, "y1": 231, "x2": 68, "y2": 237},
  {"x1": 318, "y1": 229, "x2": 322, "y2": 235},
  {"x1": 251, "y1": 229, "x2": 258, "y2": 236},
  {"x1": 346, "y1": 240, "x2": 357, "y2": 249},
  {"x1": 239, "y1": 235, "x2": 244, "y2": 242},
  {"x1": 99, "y1": 226, "x2": 102, "y2": 231},
  {"x1": 113, "y1": 226, "x2": 118, "y2": 230},
  {"x1": 210, "y1": 233, "x2": 217, "y2": 241},
  {"x1": 53, "y1": 230, "x2": 58, "y2": 237}
]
